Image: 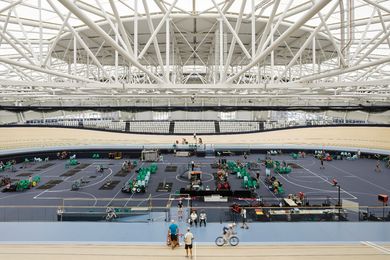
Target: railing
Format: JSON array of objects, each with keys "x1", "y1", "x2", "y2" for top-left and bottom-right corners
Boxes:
[
  {"x1": 0, "y1": 203, "x2": 388, "y2": 223},
  {"x1": 3, "y1": 120, "x2": 387, "y2": 135}
]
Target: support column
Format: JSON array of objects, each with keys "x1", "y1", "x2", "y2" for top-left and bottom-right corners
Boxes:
[
  {"x1": 312, "y1": 36, "x2": 316, "y2": 75},
  {"x1": 73, "y1": 35, "x2": 77, "y2": 79},
  {"x1": 270, "y1": 29, "x2": 274, "y2": 83},
  {"x1": 166, "y1": 18, "x2": 170, "y2": 82},
  {"x1": 115, "y1": 23, "x2": 119, "y2": 83},
  {"x1": 251, "y1": 0, "x2": 255, "y2": 59},
  {"x1": 134, "y1": 0, "x2": 138, "y2": 59},
  {"x1": 219, "y1": 18, "x2": 223, "y2": 83},
  {"x1": 214, "y1": 27, "x2": 219, "y2": 84}
]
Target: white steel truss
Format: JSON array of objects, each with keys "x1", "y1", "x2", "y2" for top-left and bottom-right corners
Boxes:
[{"x1": 0, "y1": 0, "x2": 388, "y2": 107}]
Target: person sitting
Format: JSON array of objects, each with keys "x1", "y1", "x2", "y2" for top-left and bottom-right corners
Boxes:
[{"x1": 189, "y1": 210, "x2": 198, "y2": 227}]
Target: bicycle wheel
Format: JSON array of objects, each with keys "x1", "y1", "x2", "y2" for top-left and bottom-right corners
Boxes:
[
  {"x1": 215, "y1": 236, "x2": 225, "y2": 247},
  {"x1": 229, "y1": 236, "x2": 239, "y2": 246}
]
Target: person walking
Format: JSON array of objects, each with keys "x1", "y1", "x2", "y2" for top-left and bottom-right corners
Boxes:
[
  {"x1": 199, "y1": 210, "x2": 207, "y2": 227},
  {"x1": 240, "y1": 208, "x2": 249, "y2": 229},
  {"x1": 320, "y1": 156, "x2": 325, "y2": 169},
  {"x1": 168, "y1": 219, "x2": 179, "y2": 249},
  {"x1": 184, "y1": 227, "x2": 194, "y2": 258}
]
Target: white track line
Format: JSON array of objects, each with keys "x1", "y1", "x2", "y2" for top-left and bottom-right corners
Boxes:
[
  {"x1": 328, "y1": 163, "x2": 390, "y2": 193},
  {"x1": 194, "y1": 241, "x2": 197, "y2": 260},
  {"x1": 257, "y1": 177, "x2": 280, "y2": 201},
  {"x1": 297, "y1": 163, "x2": 357, "y2": 199},
  {"x1": 33, "y1": 190, "x2": 47, "y2": 199},
  {"x1": 277, "y1": 173, "x2": 343, "y2": 194},
  {"x1": 361, "y1": 241, "x2": 390, "y2": 254},
  {"x1": 34, "y1": 168, "x2": 113, "y2": 195}
]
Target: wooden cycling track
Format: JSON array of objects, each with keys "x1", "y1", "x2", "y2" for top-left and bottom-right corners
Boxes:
[
  {"x1": 1, "y1": 243, "x2": 390, "y2": 260},
  {"x1": 0, "y1": 126, "x2": 389, "y2": 150}
]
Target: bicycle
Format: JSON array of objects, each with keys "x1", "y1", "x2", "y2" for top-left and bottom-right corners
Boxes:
[
  {"x1": 215, "y1": 231, "x2": 239, "y2": 246},
  {"x1": 105, "y1": 207, "x2": 117, "y2": 222}
]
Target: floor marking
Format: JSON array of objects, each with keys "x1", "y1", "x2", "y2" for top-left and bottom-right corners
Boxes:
[
  {"x1": 297, "y1": 163, "x2": 357, "y2": 200},
  {"x1": 277, "y1": 174, "x2": 347, "y2": 195},
  {"x1": 33, "y1": 190, "x2": 47, "y2": 199},
  {"x1": 0, "y1": 191, "x2": 41, "y2": 201},
  {"x1": 328, "y1": 164, "x2": 390, "y2": 193},
  {"x1": 257, "y1": 177, "x2": 280, "y2": 201},
  {"x1": 361, "y1": 241, "x2": 390, "y2": 254},
  {"x1": 35, "y1": 191, "x2": 98, "y2": 206},
  {"x1": 122, "y1": 171, "x2": 138, "y2": 207},
  {"x1": 106, "y1": 185, "x2": 126, "y2": 207},
  {"x1": 135, "y1": 192, "x2": 170, "y2": 207},
  {"x1": 194, "y1": 241, "x2": 197, "y2": 260}
]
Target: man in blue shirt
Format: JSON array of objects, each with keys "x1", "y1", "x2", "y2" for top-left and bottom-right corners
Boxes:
[{"x1": 169, "y1": 219, "x2": 179, "y2": 249}]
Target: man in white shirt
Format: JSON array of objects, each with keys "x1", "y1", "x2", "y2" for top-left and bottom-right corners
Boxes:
[
  {"x1": 241, "y1": 208, "x2": 249, "y2": 229},
  {"x1": 184, "y1": 228, "x2": 194, "y2": 257},
  {"x1": 190, "y1": 210, "x2": 198, "y2": 227},
  {"x1": 199, "y1": 210, "x2": 207, "y2": 227}
]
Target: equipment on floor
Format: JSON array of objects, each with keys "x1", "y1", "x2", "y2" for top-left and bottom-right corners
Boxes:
[
  {"x1": 274, "y1": 161, "x2": 292, "y2": 174},
  {"x1": 122, "y1": 165, "x2": 156, "y2": 194},
  {"x1": 108, "y1": 152, "x2": 122, "y2": 160},
  {"x1": 65, "y1": 158, "x2": 79, "y2": 168},
  {"x1": 141, "y1": 149, "x2": 159, "y2": 162},
  {"x1": 71, "y1": 177, "x2": 88, "y2": 191}
]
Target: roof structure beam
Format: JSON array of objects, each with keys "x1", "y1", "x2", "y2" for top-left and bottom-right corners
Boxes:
[
  {"x1": 12, "y1": 8, "x2": 39, "y2": 64},
  {"x1": 298, "y1": 55, "x2": 390, "y2": 82},
  {"x1": 377, "y1": 10, "x2": 390, "y2": 49},
  {"x1": 353, "y1": 23, "x2": 390, "y2": 66},
  {"x1": 211, "y1": 0, "x2": 251, "y2": 60},
  {"x1": 43, "y1": 12, "x2": 71, "y2": 67},
  {"x1": 138, "y1": 0, "x2": 178, "y2": 62},
  {"x1": 310, "y1": 0, "x2": 346, "y2": 67},
  {"x1": 0, "y1": 0, "x2": 22, "y2": 14},
  {"x1": 47, "y1": 0, "x2": 109, "y2": 78},
  {"x1": 139, "y1": 0, "x2": 166, "y2": 75},
  {"x1": 0, "y1": 27, "x2": 35, "y2": 65},
  {"x1": 258, "y1": 0, "x2": 294, "y2": 55},
  {"x1": 0, "y1": 56, "x2": 97, "y2": 83},
  {"x1": 57, "y1": 0, "x2": 164, "y2": 84},
  {"x1": 226, "y1": 0, "x2": 332, "y2": 84},
  {"x1": 256, "y1": 0, "x2": 280, "y2": 56},
  {"x1": 362, "y1": 0, "x2": 390, "y2": 14},
  {"x1": 223, "y1": 0, "x2": 246, "y2": 80}
]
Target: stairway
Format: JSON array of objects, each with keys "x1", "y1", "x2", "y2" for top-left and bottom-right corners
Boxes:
[
  {"x1": 214, "y1": 121, "x2": 220, "y2": 133},
  {"x1": 169, "y1": 121, "x2": 175, "y2": 134}
]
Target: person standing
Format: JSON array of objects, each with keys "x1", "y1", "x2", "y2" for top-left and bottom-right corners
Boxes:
[
  {"x1": 240, "y1": 208, "x2": 249, "y2": 229},
  {"x1": 184, "y1": 227, "x2": 194, "y2": 258},
  {"x1": 320, "y1": 156, "x2": 325, "y2": 169},
  {"x1": 199, "y1": 210, "x2": 207, "y2": 227},
  {"x1": 168, "y1": 219, "x2": 179, "y2": 249},
  {"x1": 375, "y1": 160, "x2": 381, "y2": 173},
  {"x1": 177, "y1": 199, "x2": 184, "y2": 221}
]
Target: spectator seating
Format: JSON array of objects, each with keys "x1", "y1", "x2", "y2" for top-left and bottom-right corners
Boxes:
[
  {"x1": 174, "y1": 121, "x2": 215, "y2": 134},
  {"x1": 219, "y1": 121, "x2": 259, "y2": 133},
  {"x1": 129, "y1": 121, "x2": 170, "y2": 134}
]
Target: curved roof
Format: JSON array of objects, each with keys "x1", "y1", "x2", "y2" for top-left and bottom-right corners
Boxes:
[{"x1": 0, "y1": 0, "x2": 389, "y2": 107}]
